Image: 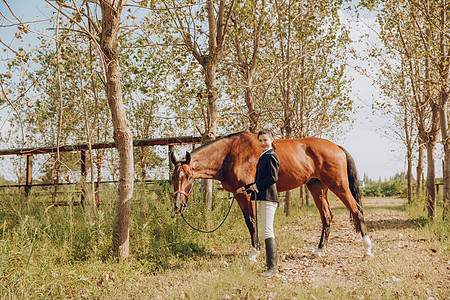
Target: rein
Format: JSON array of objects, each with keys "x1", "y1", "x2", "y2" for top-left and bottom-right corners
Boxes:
[{"x1": 180, "y1": 193, "x2": 236, "y2": 234}]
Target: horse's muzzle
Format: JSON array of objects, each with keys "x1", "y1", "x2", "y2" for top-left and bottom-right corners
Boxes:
[{"x1": 174, "y1": 194, "x2": 186, "y2": 214}]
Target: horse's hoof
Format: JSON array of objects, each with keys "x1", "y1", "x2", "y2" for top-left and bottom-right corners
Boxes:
[
  {"x1": 311, "y1": 249, "x2": 323, "y2": 257},
  {"x1": 363, "y1": 252, "x2": 374, "y2": 260},
  {"x1": 249, "y1": 256, "x2": 258, "y2": 262},
  {"x1": 248, "y1": 248, "x2": 260, "y2": 262}
]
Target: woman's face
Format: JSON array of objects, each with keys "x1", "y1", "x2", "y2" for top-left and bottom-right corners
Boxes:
[{"x1": 258, "y1": 133, "x2": 273, "y2": 151}]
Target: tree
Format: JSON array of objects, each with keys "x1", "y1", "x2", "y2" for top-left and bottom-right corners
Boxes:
[
  {"x1": 227, "y1": 0, "x2": 268, "y2": 133},
  {"x1": 96, "y1": 0, "x2": 134, "y2": 259},
  {"x1": 159, "y1": 0, "x2": 236, "y2": 208},
  {"x1": 262, "y1": 0, "x2": 354, "y2": 214},
  {"x1": 364, "y1": 0, "x2": 445, "y2": 217},
  {"x1": 42, "y1": 0, "x2": 135, "y2": 259}
]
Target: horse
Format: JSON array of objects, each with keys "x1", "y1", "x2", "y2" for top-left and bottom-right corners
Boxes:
[{"x1": 170, "y1": 132, "x2": 373, "y2": 259}]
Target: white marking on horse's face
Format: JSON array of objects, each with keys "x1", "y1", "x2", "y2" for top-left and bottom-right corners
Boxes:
[{"x1": 179, "y1": 171, "x2": 185, "y2": 179}]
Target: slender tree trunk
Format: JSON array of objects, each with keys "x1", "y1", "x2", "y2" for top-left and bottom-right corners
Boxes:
[
  {"x1": 440, "y1": 88, "x2": 449, "y2": 219},
  {"x1": 438, "y1": 2, "x2": 450, "y2": 220},
  {"x1": 407, "y1": 152, "x2": 413, "y2": 204},
  {"x1": 305, "y1": 186, "x2": 311, "y2": 206},
  {"x1": 299, "y1": 185, "x2": 304, "y2": 209},
  {"x1": 245, "y1": 86, "x2": 259, "y2": 133},
  {"x1": 204, "y1": 62, "x2": 219, "y2": 142},
  {"x1": 426, "y1": 142, "x2": 437, "y2": 218},
  {"x1": 404, "y1": 107, "x2": 413, "y2": 203},
  {"x1": 96, "y1": 150, "x2": 102, "y2": 206},
  {"x1": 284, "y1": 191, "x2": 291, "y2": 216},
  {"x1": 99, "y1": 0, "x2": 133, "y2": 260},
  {"x1": 88, "y1": 8, "x2": 101, "y2": 207},
  {"x1": 53, "y1": 158, "x2": 60, "y2": 203},
  {"x1": 201, "y1": 61, "x2": 219, "y2": 210},
  {"x1": 423, "y1": 28, "x2": 439, "y2": 218},
  {"x1": 416, "y1": 141, "x2": 424, "y2": 197}
]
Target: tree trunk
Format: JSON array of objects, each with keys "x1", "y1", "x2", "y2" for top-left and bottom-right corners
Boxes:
[
  {"x1": 202, "y1": 179, "x2": 213, "y2": 210},
  {"x1": 405, "y1": 108, "x2": 413, "y2": 203},
  {"x1": 305, "y1": 186, "x2": 311, "y2": 206},
  {"x1": 284, "y1": 190, "x2": 291, "y2": 216},
  {"x1": 99, "y1": 0, "x2": 133, "y2": 260},
  {"x1": 299, "y1": 185, "x2": 304, "y2": 209},
  {"x1": 438, "y1": 3, "x2": 450, "y2": 220},
  {"x1": 439, "y1": 88, "x2": 449, "y2": 219},
  {"x1": 425, "y1": 142, "x2": 437, "y2": 218},
  {"x1": 96, "y1": 150, "x2": 102, "y2": 206},
  {"x1": 53, "y1": 158, "x2": 60, "y2": 203},
  {"x1": 245, "y1": 87, "x2": 259, "y2": 133},
  {"x1": 201, "y1": 60, "x2": 219, "y2": 210},
  {"x1": 407, "y1": 152, "x2": 413, "y2": 204},
  {"x1": 204, "y1": 61, "x2": 219, "y2": 141},
  {"x1": 416, "y1": 141, "x2": 424, "y2": 198}
]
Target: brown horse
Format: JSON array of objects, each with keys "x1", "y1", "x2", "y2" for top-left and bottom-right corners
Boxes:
[{"x1": 170, "y1": 132, "x2": 373, "y2": 258}]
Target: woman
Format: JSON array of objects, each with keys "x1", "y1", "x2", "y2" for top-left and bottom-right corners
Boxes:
[{"x1": 237, "y1": 129, "x2": 280, "y2": 277}]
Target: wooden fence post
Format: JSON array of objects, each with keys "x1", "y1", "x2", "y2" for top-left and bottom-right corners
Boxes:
[
  {"x1": 168, "y1": 145, "x2": 174, "y2": 181},
  {"x1": 81, "y1": 150, "x2": 86, "y2": 206},
  {"x1": 25, "y1": 155, "x2": 33, "y2": 200}
]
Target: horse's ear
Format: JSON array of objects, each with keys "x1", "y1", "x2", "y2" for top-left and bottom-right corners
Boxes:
[
  {"x1": 170, "y1": 151, "x2": 177, "y2": 165},
  {"x1": 185, "y1": 152, "x2": 191, "y2": 165}
]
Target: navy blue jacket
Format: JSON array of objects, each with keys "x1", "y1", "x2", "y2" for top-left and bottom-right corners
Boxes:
[{"x1": 245, "y1": 149, "x2": 280, "y2": 202}]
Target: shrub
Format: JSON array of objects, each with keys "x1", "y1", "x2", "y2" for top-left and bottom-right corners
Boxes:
[{"x1": 362, "y1": 175, "x2": 407, "y2": 197}]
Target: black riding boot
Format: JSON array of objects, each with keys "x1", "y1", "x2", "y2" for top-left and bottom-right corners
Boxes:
[{"x1": 260, "y1": 237, "x2": 278, "y2": 277}]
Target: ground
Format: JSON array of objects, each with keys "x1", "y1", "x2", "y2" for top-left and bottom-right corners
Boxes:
[
  {"x1": 276, "y1": 197, "x2": 449, "y2": 298},
  {"x1": 145, "y1": 197, "x2": 449, "y2": 299}
]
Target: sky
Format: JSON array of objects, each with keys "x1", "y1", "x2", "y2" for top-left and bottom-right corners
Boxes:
[{"x1": 0, "y1": 0, "x2": 425, "y2": 181}]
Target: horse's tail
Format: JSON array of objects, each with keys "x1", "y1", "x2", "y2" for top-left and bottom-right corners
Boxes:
[{"x1": 339, "y1": 146, "x2": 362, "y2": 232}]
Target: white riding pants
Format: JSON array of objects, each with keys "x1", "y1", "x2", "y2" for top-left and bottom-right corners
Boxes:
[{"x1": 258, "y1": 201, "x2": 278, "y2": 240}]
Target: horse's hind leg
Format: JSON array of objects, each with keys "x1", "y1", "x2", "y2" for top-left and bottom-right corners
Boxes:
[
  {"x1": 307, "y1": 179, "x2": 333, "y2": 257},
  {"x1": 327, "y1": 183, "x2": 373, "y2": 258}
]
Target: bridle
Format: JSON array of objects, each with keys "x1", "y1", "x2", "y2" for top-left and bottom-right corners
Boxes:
[
  {"x1": 173, "y1": 163, "x2": 194, "y2": 199},
  {"x1": 174, "y1": 184, "x2": 194, "y2": 198},
  {"x1": 172, "y1": 163, "x2": 236, "y2": 234}
]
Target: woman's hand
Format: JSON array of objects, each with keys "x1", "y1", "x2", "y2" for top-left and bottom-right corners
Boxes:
[
  {"x1": 237, "y1": 187, "x2": 246, "y2": 193},
  {"x1": 237, "y1": 185, "x2": 256, "y2": 193}
]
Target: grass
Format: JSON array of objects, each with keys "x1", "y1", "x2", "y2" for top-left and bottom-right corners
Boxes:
[
  {"x1": 405, "y1": 196, "x2": 450, "y2": 249},
  {"x1": 0, "y1": 185, "x2": 448, "y2": 299}
]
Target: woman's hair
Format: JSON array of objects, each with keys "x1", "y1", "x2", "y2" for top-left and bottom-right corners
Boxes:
[
  {"x1": 257, "y1": 129, "x2": 274, "y2": 138},
  {"x1": 257, "y1": 129, "x2": 276, "y2": 149}
]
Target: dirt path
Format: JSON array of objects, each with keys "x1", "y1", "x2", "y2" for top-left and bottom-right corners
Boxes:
[{"x1": 277, "y1": 197, "x2": 449, "y2": 298}]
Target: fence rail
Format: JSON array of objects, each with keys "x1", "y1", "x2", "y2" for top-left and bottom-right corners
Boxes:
[{"x1": 0, "y1": 136, "x2": 202, "y2": 203}]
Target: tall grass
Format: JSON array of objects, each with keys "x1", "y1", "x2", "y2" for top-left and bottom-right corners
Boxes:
[
  {"x1": 0, "y1": 185, "x2": 448, "y2": 299},
  {"x1": 0, "y1": 182, "x2": 250, "y2": 297},
  {"x1": 406, "y1": 195, "x2": 450, "y2": 248}
]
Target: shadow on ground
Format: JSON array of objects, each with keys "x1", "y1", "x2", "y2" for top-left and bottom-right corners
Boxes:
[{"x1": 366, "y1": 218, "x2": 417, "y2": 231}]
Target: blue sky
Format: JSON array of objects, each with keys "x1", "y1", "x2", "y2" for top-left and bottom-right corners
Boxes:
[{"x1": 0, "y1": 0, "x2": 422, "y2": 181}]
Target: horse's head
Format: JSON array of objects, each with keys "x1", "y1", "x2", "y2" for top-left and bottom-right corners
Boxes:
[{"x1": 170, "y1": 151, "x2": 194, "y2": 214}]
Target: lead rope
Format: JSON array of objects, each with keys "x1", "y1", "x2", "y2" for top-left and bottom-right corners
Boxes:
[
  {"x1": 180, "y1": 193, "x2": 236, "y2": 233},
  {"x1": 253, "y1": 192, "x2": 260, "y2": 249}
]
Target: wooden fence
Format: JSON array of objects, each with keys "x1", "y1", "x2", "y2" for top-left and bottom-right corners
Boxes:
[{"x1": 0, "y1": 136, "x2": 202, "y2": 204}]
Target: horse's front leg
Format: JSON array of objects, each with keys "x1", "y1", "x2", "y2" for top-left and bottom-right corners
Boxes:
[{"x1": 235, "y1": 192, "x2": 260, "y2": 261}]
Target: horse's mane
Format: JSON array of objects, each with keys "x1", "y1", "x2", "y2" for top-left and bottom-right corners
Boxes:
[{"x1": 191, "y1": 131, "x2": 250, "y2": 155}]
